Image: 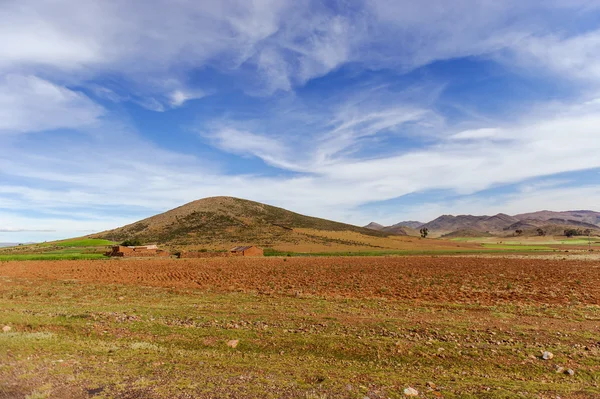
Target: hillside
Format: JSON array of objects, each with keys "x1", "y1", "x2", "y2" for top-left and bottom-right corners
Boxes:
[
  {"x1": 441, "y1": 229, "x2": 493, "y2": 238},
  {"x1": 419, "y1": 213, "x2": 519, "y2": 234},
  {"x1": 91, "y1": 197, "x2": 393, "y2": 249},
  {"x1": 393, "y1": 221, "x2": 424, "y2": 229},
  {"x1": 515, "y1": 210, "x2": 600, "y2": 226}
]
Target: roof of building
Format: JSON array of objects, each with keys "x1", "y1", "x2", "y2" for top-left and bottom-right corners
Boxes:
[{"x1": 230, "y1": 246, "x2": 254, "y2": 252}]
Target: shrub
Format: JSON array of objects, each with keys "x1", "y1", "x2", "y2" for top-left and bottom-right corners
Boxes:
[{"x1": 121, "y1": 239, "x2": 142, "y2": 247}]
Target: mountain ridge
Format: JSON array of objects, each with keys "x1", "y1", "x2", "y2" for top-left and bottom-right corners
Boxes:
[{"x1": 366, "y1": 210, "x2": 600, "y2": 236}]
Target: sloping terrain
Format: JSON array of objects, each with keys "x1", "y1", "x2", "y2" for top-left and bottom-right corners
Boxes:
[
  {"x1": 91, "y1": 196, "x2": 392, "y2": 248},
  {"x1": 441, "y1": 229, "x2": 493, "y2": 238},
  {"x1": 515, "y1": 210, "x2": 600, "y2": 226},
  {"x1": 392, "y1": 220, "x2": 424, "y2": 229}
]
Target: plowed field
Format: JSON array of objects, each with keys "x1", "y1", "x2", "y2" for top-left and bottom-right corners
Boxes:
[{"x1": 2, "y1": 256, "x2": 599, "y2": 305}]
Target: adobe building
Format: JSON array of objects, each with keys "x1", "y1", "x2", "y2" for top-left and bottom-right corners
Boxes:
[
  {"x1": 105, "y1": 245, "x2": 169, "y2": 258},
  {"x1": 229, "y1": 246, "x2": 264, "y2": 257}
]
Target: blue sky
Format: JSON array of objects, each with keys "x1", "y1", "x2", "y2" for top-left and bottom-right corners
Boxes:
[{"x1": 2, "y1": 0, "x2": 600, "y2": 242}]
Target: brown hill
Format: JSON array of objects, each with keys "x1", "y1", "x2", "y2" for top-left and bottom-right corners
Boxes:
[
  {"x1": 515, "y1": 210, "x2": 600, "y2": 226},
  {"x1": 364, "y1": 222, "x2": 410, "y2": 235},
  {"x1": 505, "y1": 218, "x2": 599, "y2": 232},
  {"x1": 363, "y1": 222, "x2": 385, "y2": 231},
  {"x1": 420, "y1": 213, "x2": 519, "y2": 234},
  {"x1": 91, "y1": 197, "x2": 391, "y2": 248},
  {"x1": 441, "y1": 229, "x2": 493, "y2": 238},
  {"x1": 394, "y1": 221, "x2": 424, "y2": 229},
  {"x1": 380, "y1": 225, "x2": 408, "y2": 235},
  {"x1": 361, "y1": 210, "x2": 600, "y2": 239}
]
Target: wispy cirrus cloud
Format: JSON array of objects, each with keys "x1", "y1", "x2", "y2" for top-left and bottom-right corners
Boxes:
[{"x1": 1, "y1": 0, "x2": 600, "y2": 242}]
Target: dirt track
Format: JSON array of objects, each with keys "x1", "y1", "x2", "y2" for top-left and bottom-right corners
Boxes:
[{"x1": 2, "y1": 256, "x2": 599, "y2": 305}]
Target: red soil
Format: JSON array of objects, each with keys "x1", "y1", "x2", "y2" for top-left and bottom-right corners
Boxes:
[{"x1": 1, "y1": 256, "x2": 599, "y2": 305}]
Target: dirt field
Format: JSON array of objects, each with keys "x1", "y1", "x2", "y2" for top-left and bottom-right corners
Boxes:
[
  {"x1": 1, "y1": 256, "x2": 599, "y2": 398},
  {"x1": 2, "y1": 256, "x2": 599, "y2": 305}
]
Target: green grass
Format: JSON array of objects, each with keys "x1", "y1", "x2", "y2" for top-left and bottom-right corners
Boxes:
[
  {"x1": 42, "y1": 238, "x2": 115, "y2": 247},
  {"x1": 0, "y1": 253, "x2": 106, "y2": 261},
  {"x1": 480, "y1": 243, "x2": 555, "y2": 250},
  {"x1": 450, "y1": 237, "x2": 600, "y2": 246},
  {"x1": 0, "y1": 276, "x2": 598, "y2": 398}
]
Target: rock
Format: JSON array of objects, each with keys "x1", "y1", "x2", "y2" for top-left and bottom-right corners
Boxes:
[
  {"x1": 542, "y1": 351, "x2": 554, "y2": 360},
  {"x1": 2, "y1": 326, "x2": 11, "y2": 333},
  {"x1": 226, "y1": 339, "x2": 239, "y2": 348},
  {"x1": 426, "y1": 381, "x2": 436, "y2": 390},
  {"x1": 118, "y1": 296, "x2": 125, "y2": 301},
  {"x1": 565, "y1": 369, "x2": 575, "y2": 376},
  {"x1": 403, "y1": 387, "x2": 419, "y2": 396},
  {"x1": 555, "y1": 366, "x2": 564, "y2": 374}
]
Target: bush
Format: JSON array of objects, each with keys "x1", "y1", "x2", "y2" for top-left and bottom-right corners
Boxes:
[
  {"x1": 564, "y1": 229, "x2": 580, "y2": 238},
  {"x1": 121, "y1": 239, "x2": 142, "y2": 247}
]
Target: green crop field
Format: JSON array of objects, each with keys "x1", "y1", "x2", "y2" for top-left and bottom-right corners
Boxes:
[{"x1": 42, "y1": 238, "x2": 115, "y2": 247}]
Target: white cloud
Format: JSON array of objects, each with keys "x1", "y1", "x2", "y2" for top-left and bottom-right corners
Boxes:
[
  {"x1": 0, "y1": 75, "x2": 103, "y2": 133},
  {"x1": 510, "y1": 29, "x2": 600, "y2": 84},
  {"x1": 1, "y1": 0, "x2": 596, "y2": 98},
  {"x1": 450, "y1": 128, "x2": 502, "y2": 141},
  {"x1": 1, "y1": 0, "x2": 600, "y2": 241},
  {"x1": 169, "y1": 89, "x2": 206, "y2": 107}
]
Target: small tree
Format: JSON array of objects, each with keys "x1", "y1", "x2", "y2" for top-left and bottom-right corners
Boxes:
[
  {"x1": 121, "y1": 238, "x2": 142, "y2": 246},
  {"x1": 536, "y1": 228, "x2": 546, "y2": 236},
  {"x1": 420, "y1": 228, "x2": 429, "y2": 238},
  {"x1": 515, "y1": 229, "x2": 523, "y2": 236},
  {"x1": 564, "y1": 229, "x2": 578, "y2": 238}
]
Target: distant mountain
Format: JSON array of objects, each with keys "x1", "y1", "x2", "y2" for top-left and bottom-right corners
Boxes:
[
  {"x1": 92, "y1": 196, "x2": 391, "y2": 248},
  {"x1": 393, "y1": 221, "x2": 424, "y2": 229},
  {"x1": 363, "y1": 222, "x2": 385, "y2": 231},
  {"x1": 380, "y1": 224, "x2": 408, "y2": 235},
  {"x1": 364, "y1": 220, "x2": 422, "y2": 233},
  {"x1": 515, "y1": 210, "x2": 600, "y2": 226},
  {"x1": 368, "y1": 210, "x2": 600, "y2": 237},
  {"x1": 421, "y1": 213, "x2": 519, "y2": 233},
  {"x1": 0, "y1": 243, "x2": 19, "y2": 248}
]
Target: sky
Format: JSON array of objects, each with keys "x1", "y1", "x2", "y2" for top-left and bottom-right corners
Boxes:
[{"x1": 2, "y1": 0, "x2": 600, "y2": 243}]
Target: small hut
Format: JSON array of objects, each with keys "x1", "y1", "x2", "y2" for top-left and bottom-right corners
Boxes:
[{"x1": 229, "y1": 246, "x2": 264, "y2": 257}]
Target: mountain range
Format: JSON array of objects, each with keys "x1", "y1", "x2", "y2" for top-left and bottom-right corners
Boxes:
[
  {"x1": 366, "y1": 210, "x2": 600, "y2": 237},
  {"x1": 88, "y1": 196, "x2": 600, "y2": 250}
]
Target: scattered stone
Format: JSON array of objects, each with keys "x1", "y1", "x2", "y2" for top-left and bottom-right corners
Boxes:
[
  {"x1": 403, "y1": 387, "x2": 419, "y2": 396},
  {"x1": 226, "y1": 339, "x2": 239, "y2": 348},
  {"x1": 426, "y1": 381, "x2": 437, "y2": 390},
  {"x1": 542, "y1": 351, "x2": 554, "y2": 360},
  {"x1": 555, "y1": 366, "x2": 564, "y2": 374},
  {"x1": 118, "y1": 296, "x2": 125, "y2": 301},
  {"x1": 565, "y1": 369, "x2": 575, "y2": 376},
  {"x1": 2, "y1": 326, "x2": 11, "y2": 333}
]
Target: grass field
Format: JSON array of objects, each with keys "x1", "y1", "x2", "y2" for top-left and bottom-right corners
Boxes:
[
  {"x1": 450, "y1": 236, "x2": 600, "y2": 246},
  {"x1": 1, "y1": 256, "x2": 599, "y2": 398},
  {"x1": 47, "y1": 238, "x2": 115, "y2": 247}
]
